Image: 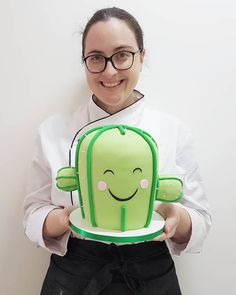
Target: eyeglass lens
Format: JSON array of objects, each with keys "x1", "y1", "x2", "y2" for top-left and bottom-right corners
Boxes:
[{"x1": 85, "y1": 51, "x2": 137, "y2": 73}]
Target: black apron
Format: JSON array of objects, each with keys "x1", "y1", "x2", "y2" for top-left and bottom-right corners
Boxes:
[{"x1": 40, "y1": 238, "x2": 182, "y2": 295}]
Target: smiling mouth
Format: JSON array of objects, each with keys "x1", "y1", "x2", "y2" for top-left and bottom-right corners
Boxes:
[
  {"x1": 108, "y1": 188, "x2": 138, "y2": 202},
  {"x1": 101, "y1": 80, "x2": 124, "y2": 88}
]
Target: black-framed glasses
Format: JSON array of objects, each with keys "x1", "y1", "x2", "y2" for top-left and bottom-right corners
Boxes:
[{"x1": 83, "y1": 49, "x2": 141, "y2": 73}]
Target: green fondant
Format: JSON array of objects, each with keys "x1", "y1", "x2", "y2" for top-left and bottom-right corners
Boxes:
[
  {"x1": 56, "y1": 167, "x2": 77, "y2": 191},
  {"x1": 117, "y1": 125, "x2": 126, "y2": 135},
  {"x1": 75, "y1": 127, "x2": 109, "y2": 218},
  {"x1": 76, "y1": 125, "x2": 158, "y2": 231},
  {"x1": 133, "y1": 128, "x2": 158, "y2": 227},
  {"x1": 91, "y1": 127, "x2": 155, "y2": 230},
  {"x1": 121, "y1": 205, "x2": 126, "y2": 232},
  {"x1": 69, "y1": 221, "x2": 164, "y2": 243},
  {"x1": 156, "y1": 177, "x2": 183, "y2": 202},
  {"x1": 56, "y1": 124, "x2": 183, "y2": 233}
]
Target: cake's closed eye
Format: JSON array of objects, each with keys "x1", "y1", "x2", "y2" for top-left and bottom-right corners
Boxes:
[
  {"x1": 133, "y1": 167, "x2": 142, "y2": 173},
  {"x1": 103, "y1": 169, "x2": 115, "y2": 175}
]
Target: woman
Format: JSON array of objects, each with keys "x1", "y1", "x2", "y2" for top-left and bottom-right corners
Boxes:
[{"x1": 23, "y1": 7, "x2": 211, "y2": 295}]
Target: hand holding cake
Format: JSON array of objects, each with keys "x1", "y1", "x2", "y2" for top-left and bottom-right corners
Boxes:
[{"x1": 153, "y1": 203, "x2": 191, "y2": 243}]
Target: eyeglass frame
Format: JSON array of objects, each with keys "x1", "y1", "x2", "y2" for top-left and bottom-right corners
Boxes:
[{"x1": 83, "y1": 48, "x2": 142, "y2": 74}]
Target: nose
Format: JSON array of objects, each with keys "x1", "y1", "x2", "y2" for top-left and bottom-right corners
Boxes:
[{"x1": 102, "y1": 60, "x2": 118, "y2": 76}]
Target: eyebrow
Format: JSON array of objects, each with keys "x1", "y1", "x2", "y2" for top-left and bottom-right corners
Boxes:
[{"x1": 86, "y1": 45, "x2": 135, "y2": 56}]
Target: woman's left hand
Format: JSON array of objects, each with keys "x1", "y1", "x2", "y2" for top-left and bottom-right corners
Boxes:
[{"x1": 153, "y1": 203, "x2": 192, "y2": 243}]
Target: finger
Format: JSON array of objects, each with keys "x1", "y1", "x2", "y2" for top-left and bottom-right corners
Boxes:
[
  {"x1": 60, "y1": 213, "x2": 70, "y2": 229},
  {"x1": 152, "y1": 231, "x2": 168, "y2": 242},
  {"x1": 153, "y1": 220, "x2": 176, "y2": 242},
  {"x1": 64, "y1": 206, "x2": 78, "y2": 215},
  {"x1": 164, "y1": 220, "x2": 177, "y2": 239}
]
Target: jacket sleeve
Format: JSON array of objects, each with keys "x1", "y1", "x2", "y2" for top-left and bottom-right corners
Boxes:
[
  {"x1": 166, "y1": 123, "x2": 212, "y2": 256},
  {"x1": 23, "y1": 133, "x2": 70, "y2": 256}
]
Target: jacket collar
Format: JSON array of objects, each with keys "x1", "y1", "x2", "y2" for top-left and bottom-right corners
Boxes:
[
  {"x1": 88, "y1": 90, "x2": 145, "y2": 124},
  {"x1": 69, "y1": 90, "x2": 146, "y2": 156}
]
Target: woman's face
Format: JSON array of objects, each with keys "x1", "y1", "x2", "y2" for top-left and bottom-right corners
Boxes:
[{"x1": 83, "y1": 18, "x2": 144, "y2": 114}]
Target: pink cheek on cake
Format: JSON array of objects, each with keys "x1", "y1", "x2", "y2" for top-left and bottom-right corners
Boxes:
[
  {"x1": 140, "y1": 179, "x2": 149, "y2": 189},
  {"x1": 97, "y1": 181, "x2": 107, "y2": 191}
]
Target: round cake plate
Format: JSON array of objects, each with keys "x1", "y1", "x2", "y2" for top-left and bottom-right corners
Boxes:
[{"x1": 69, "y1": 208, "x2": 165, "y2": 243}]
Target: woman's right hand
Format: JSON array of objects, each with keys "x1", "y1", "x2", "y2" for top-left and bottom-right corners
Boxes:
[{"x1": 43, "y1": 207, "x2": 75, "y2": 239}]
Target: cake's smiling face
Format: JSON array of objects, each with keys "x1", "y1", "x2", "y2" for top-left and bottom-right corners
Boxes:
[
  {"x1": 86, "y1": 128, "x2": 156, "y2": 230},
  {"x1": 97, "y1": 166, "x2": 149, "y2": 202}
]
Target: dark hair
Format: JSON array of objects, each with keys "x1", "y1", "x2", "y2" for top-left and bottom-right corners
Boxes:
[{"x1": 82, "y1": 7, "x2": 144, "y2": 58}]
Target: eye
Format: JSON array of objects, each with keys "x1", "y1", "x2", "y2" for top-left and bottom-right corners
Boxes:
[
  {"x1": 103, "y1": 169, "x2": 115, "y2": 175},
  {"x1": 133, "y1": 167, "x2": 142, "y2": 173},
  {"x1": 88, "y1": 54, "x2": 104, "y2": 64},
  {"x1": 114, "y1": 51, "x2": 131, "y2": 61}
]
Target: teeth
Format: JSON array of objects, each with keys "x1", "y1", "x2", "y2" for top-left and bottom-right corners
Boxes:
[{"x1": 102, "y1": 81, "x2": 122, "y2": 88}]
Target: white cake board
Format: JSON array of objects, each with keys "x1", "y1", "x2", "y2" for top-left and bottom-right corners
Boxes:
[{"x1": 69, "y1": 208, "x2": 165, "y2": 243}]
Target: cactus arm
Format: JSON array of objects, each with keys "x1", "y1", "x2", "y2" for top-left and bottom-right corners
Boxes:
[
  {"x1": 156, "y1": 176, "x2": 183, "y2": 202},
  {"x1": 56, "y1": 166, "x2": 78, "y2": 192}
]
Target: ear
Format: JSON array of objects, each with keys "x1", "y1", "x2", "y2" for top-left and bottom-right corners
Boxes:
[
  {"x1": 140, "y1": 48, "x2": 145, "y2": 63},
  {"x1": 56, "y1": 167, "x2": 78, "y2": 192},
  {"x1": 156, "y1": 176, "x2": 183, "y2": 202},
  {"x1": 139, "y1": 48, "x2": 145, "y2": 72}
]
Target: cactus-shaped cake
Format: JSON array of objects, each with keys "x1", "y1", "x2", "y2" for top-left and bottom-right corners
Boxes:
[{"x1": 56, "y1": 125, "x2": 182, "y2": 232}]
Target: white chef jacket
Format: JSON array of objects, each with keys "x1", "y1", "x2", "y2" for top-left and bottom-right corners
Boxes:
[{"x1": 23, "y1": 94, "x2": 211, "y2": 256}]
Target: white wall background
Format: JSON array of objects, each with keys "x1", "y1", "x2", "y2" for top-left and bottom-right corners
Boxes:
[{"x1": 0, "y1": 0, "x2": 235, "y2": 294}]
